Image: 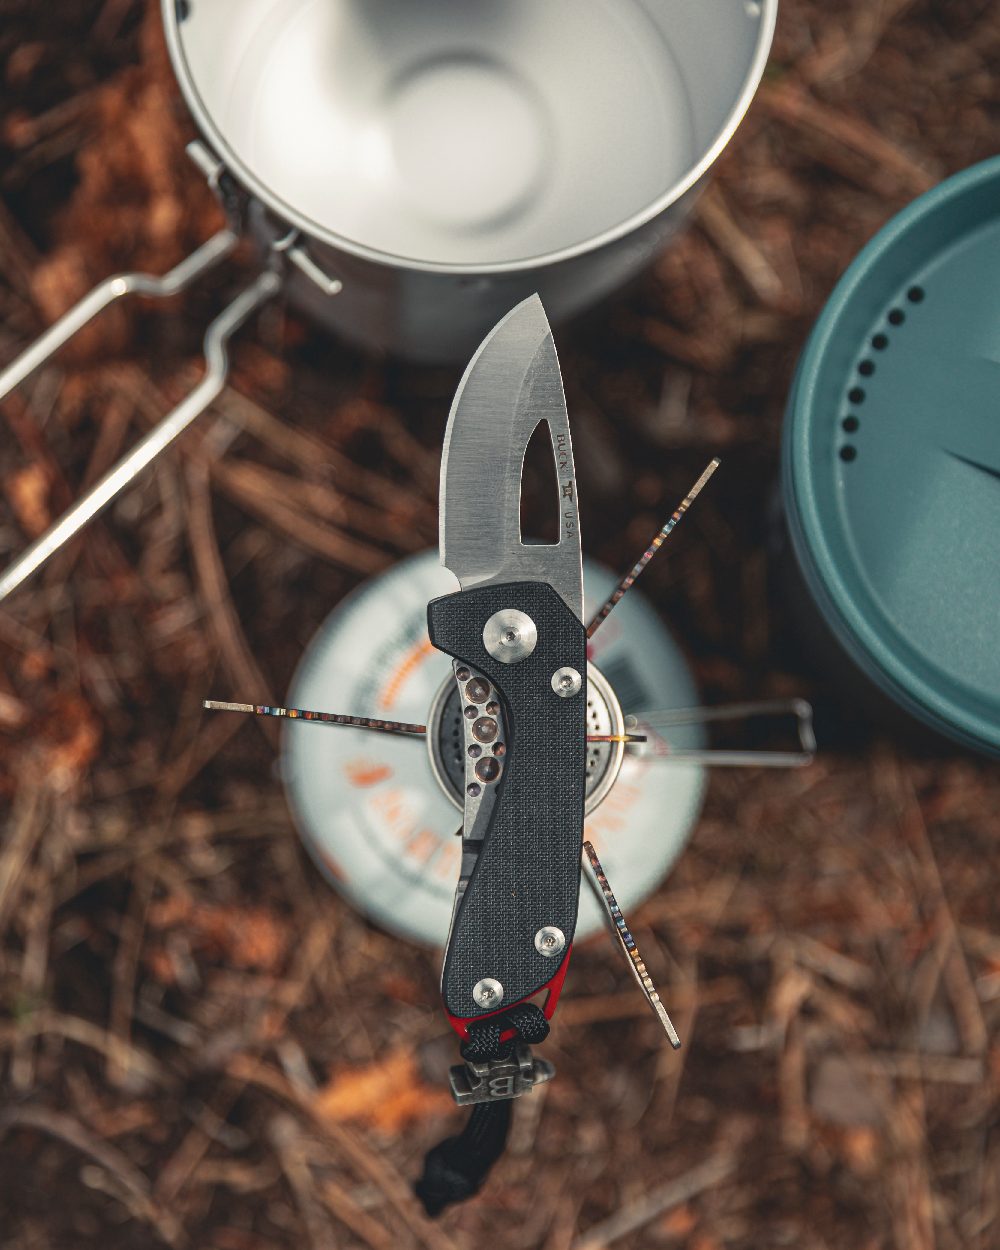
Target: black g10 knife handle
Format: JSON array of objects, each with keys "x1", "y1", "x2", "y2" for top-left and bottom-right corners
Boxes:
[{"x1": 427, "y1": 580, "x2": 587, "y2": 1021}]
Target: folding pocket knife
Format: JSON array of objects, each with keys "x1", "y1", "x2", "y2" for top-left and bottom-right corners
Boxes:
[{"x1": 426, "y1": 295, "x2": 585, "y2": 1100}]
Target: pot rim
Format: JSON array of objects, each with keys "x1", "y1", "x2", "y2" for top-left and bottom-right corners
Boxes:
[
  {"x1": 782, "y1": 153, "x2": 1000, "y2": 757},
  {"x1": 161, "y1": 0, "x2": 777, "y2": 276}
]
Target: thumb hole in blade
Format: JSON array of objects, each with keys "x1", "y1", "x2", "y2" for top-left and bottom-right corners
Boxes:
[{"x1": 519, "y1": 418, "x2": 561, "y2": 546}]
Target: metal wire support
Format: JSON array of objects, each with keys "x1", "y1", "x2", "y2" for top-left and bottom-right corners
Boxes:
[
  {"x1": 582, "y1": 839, "x2": 681, "y2": 1048},
  {"x1": 203, "y1": 699, "x2": 647, "y2": 744},
  {"x1": 203, "y1": 699, "x2": 429, "y2": 738},
  {"x1": 0, "y1": 266, "x2": 280, "y2": 603},
  {"x1": 586, "y1": 458, "x2": 720, "y2": 638},
  {"x1": 0, "y1": 228, "x2": 238, "y2": 402},
  {"x1": 627, "y1": 698, "x2": 816, "y2": 768}
]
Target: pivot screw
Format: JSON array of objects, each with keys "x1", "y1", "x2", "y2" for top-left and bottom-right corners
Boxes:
[
  {"x1": 472, "y1": 977, "x2": 504, "y2": 1008},
  {"x1": 551, "y1": 666, "x2": 582, "y2": 698},
  {"x1": 534, "y1": 926, "x2": 566, "y2": 958},
  {"x1": 483, "y1": 609, "x2": 537, "y2": 664}
]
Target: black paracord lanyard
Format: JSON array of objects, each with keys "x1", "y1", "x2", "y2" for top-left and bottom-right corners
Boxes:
[{"x1": 415, "y1": 1002, "x2": 550, "y2": 1216}]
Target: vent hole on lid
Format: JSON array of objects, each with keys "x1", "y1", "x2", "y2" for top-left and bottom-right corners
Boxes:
[
  {"x1": 888, "y1": 308, "x2": 905, "y2": 326},
  {"x1": 842, "y1": 416, "x2": 859, "y2": 433},
  {"x1": 840, "y1": 445, "x2": 857, "y2": 463},
  {"x1": 907, "y1": 285, "x2": 925, "y2": 303},
  {"x1": 848, "y1": 387, "x2": 866, "y2": 404},
  {"x1": 858, "y1": 360, "x2": 875, "y2": 377},
  {"x1": 872, "y1": 333, "x2": 888, "y2": 351}
]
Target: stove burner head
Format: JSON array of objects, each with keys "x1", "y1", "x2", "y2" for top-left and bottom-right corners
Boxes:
[{"x1": 427, "y1": 663, "x2": 625, "y2": 816}]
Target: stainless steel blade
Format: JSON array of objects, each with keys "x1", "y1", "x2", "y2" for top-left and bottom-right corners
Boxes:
[{"x1": 439, "y1": 294, "x2": 583, "y2": 622}]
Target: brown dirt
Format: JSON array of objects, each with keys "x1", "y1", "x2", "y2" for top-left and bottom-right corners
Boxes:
[{"x1": 1, "y1": 2, "x2": 1000, "y2": 1248}]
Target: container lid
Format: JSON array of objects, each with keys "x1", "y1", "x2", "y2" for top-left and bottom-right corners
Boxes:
[{"x1": 784, "y1": 155, "x2": 1000, "y2": 756}]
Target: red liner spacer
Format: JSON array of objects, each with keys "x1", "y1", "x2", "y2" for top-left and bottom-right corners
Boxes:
[{"x1": 445, "y1": 945, "x2": 573, "y2": 1041}]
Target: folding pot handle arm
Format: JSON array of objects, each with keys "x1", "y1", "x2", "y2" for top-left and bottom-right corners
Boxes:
[
  {"x1": 0, "y1": 227, "x2": 239, "y2": 402},
  {"x1": 0, "y1": 267, "x2": 280, "y2": 603}
]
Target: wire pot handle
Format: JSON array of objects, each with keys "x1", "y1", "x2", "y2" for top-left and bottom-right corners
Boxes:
[
  {"x1": 0, "y1": 141, "x2": 351, "y2": 603},
  {"x1": 627, "y1": 698, "x2": 816, "y2": 768},
  {"x1": 0, "y1": 226, "x2": 237, "y2": 401},
  {"x1": 0, "y1": 241, "x2": 283, "y2": 602}
]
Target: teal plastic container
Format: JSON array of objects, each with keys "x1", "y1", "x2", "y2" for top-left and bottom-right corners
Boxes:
[{"x1": 783, "y1": 156, "x2": 1000, "y2": 757}]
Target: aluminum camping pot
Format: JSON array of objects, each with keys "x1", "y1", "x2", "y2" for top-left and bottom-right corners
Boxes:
[
  {"x1": 164, "y1": 0, "x2": 776, "y2": 360},
  {"x1": 0, "y1": 0, "x2": 775, "y2": 602}
]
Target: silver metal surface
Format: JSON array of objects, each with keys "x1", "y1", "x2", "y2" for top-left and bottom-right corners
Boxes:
[
  {"x1": 427, "y1": 661, "x2": 626, "y2": 819},
  {"x1": 451, "y1": 660, "x2": 505, "y2": 913},
  {"x1": 163, "y1": 0, "x2": 776, "y2": 360},
  {"x1": 202, "y1": 699, "x2": 427, "y2": 737},
  {"x1": 166, "y1": 0, "x2": 775, "y2": 270},
  {"x1": 534, "y1": 926, "x2": 566, "y2": 958},
  {"x1": 629, "y1": 698, "x2": 816, "y2": 768},
  {"x1": 0, "y1": 269, "x2": 279, "y2": 603},
  {"x1": 0, "y1": 0, "x2": 777, "y2": 455},
  {"x1": 551, "y1": 666, "x2": 582, "y2": 699},
  {"x1": 583, "y1": 840, "x2": 681, "y2": 1049},
  {"x1": 271, "y1": 228, "x2": 345, "y2": 297},
  {"x1": 582, "y1": 666, "x2": 627, "y2": 814},
  {"x1": 0, "y1": 227, "x2": 237, "y2": 403},
  {"x1": 586, "y1": 457, "x2": 721, "y2": 639},
  {"x1": 440, "y1": 296, "x2": 583, "y2": 619},
  {"x1": 472, "y1": 978, "x2": 504, "y2": 1009},
  {"x1": 482, "y1": 609, "x2": 538, "y2": 664},
  {"x1": 185, "y1": 138, "x2": 227, "y2": 187}
]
